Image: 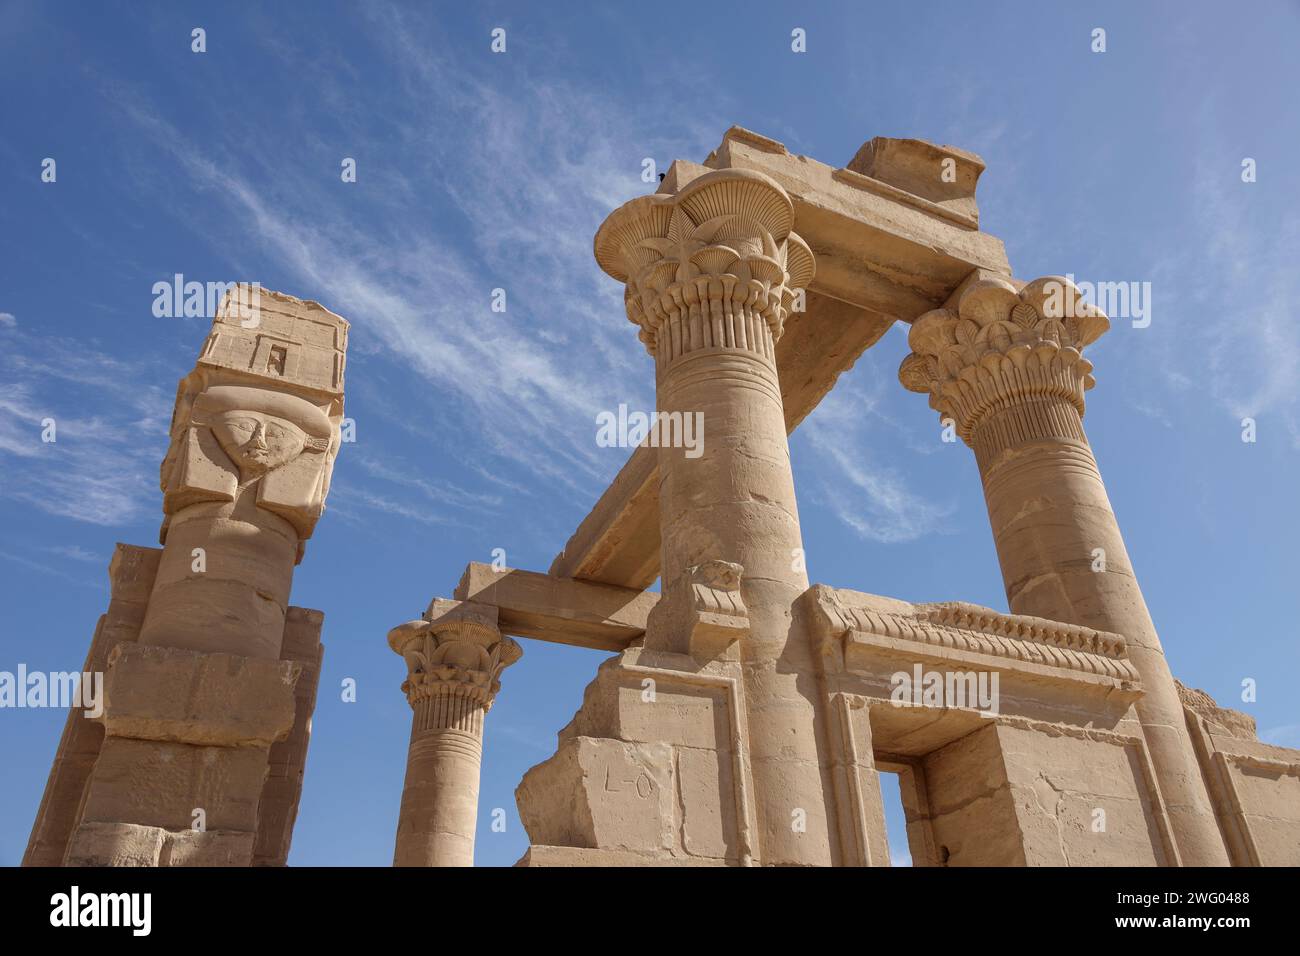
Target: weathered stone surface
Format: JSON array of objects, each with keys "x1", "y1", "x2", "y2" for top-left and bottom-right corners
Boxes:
[
  {"x1": 517, "y1": 736, "x2": 675, "y2": 853},
  {"x1": 78, "y1": 737, "x2": 271, "y2": 832},
  {"x1": 162, "y1": 828, "x2": 257, "y2": 866},
  {"x1": 65, "y1": 822, "x2": 167, "y2": 867},
  {"x1": 518, "y1": 846, "x2": 731, "y2": 867},
  {"x1": 28, "y1": 288, "x2": 345, "y2": 869},
  {"x1": 23, "y1": 544, "x2": 161, "y2": 867},
  {"x1": 101, "y1": 642, "x2": 300, "y2": 747},
  {"x1": 65, "y1": 822, "x2": 258, "y2": 867},
  {"x1": 253, "y1": 606, "x2": 324, "y2": 866},
  {"x1": 1177, "y1": 680, "x2": 1257, "y2": 740}
]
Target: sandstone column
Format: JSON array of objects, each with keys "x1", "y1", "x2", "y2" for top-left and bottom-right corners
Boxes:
[
  {"x1": 594, "y1": 169, "x2": 834, "y2": 865},
  {"x1": 63, "y1": 287, "x2": 348, "y2": 866},
  {"x1": 899, "y1": 276, "x2": 1228, "y2": 866},
  {"x1": 388, "y1": 600, "x2": 521, "y2": 867}
]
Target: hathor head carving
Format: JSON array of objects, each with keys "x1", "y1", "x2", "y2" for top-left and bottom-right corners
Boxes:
[
  {"x1": 161, "y1": 383, "x2": 340, "y2": 542},
  {"x1": 194, "y1": 386, "x2": 331, "y2": 481}
]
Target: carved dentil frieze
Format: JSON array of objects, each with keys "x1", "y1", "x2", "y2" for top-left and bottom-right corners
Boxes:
[{"x1": 811, "y1": 587, "x2": 1140, "y2": 683}]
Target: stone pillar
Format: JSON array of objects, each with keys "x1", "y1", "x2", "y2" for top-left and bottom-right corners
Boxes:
[
  {"x1": 252, "y1": 606, "x2": 324, "y2": 866},
  {"x1": 593, "y1": 169, "x2": 834, "y2": 865},
  {"x1": 62, "y1": 287, "x2": 348, "y2": 866},
  {"x1": 388, "y1": 600, "x2": 521, "y2": 867},
  {"x1": 23, "y1": 544, "x2": 160, "y2": 866},
  {"x1": 898, "y1": 275, "x2": 1229, "y2": 866}
]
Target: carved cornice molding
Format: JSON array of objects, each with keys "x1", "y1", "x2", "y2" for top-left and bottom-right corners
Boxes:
[
  {"x1": 809, "y1": 587, "x2": 1139, "y2": 683},
  {"x1": 898, "y1": 276, "x2": 1110, "y2": 445},
  {"x1": 387, "y1": 600, "x2": 522, "y2": 711},
  {"x1": 594, "y1": 169, "x2": 815, "y2": 364}
]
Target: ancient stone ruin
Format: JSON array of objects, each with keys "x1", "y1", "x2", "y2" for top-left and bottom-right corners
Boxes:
[{"x1": 27, "y1": 128, "x2": 1300, "y2": 866}]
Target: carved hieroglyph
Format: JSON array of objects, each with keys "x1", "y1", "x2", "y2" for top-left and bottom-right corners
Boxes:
[
  {"x1": 388, "y1": 600, "x2": 521, "y2": 867},
  {"x1": 898, "y1": 276, "x2": 1229, "y2": 866},
  {"x1": 36, "y1": 288, "x2": 348, "y2": 868}
]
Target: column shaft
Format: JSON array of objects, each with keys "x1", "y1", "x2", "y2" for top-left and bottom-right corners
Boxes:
[
  {"x1": 139, "y1": 496, "x2": 298, "y2": 660},
  {"x1": 594, "y1": 168, "x2": 830, "y2": 864},
  {"x1": 899, "y1": 276, "x2": 1228, "y2": 866},
  {"x1": 387, "y1": 601, "x2": 520, "y2": 868},
  {"x1": 394, "y1": 695, "x2": 485, "y2": 867},
  {"x1": 657, "y1": 337, "x2": 832, "y2": 866},
  {"x1": 59, "y1": 290, "x2": 347, "y2": 866},
  {"x1": 977, "y1": 414, "x2": 1228, "y2": 865}
]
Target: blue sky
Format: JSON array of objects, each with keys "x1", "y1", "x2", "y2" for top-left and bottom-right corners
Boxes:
[{"x1": 1, "y1": 1, "x2": 1297, "y2": 867}]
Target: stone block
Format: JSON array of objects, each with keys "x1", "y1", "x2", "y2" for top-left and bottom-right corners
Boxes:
[
  {"x1": 517, "y1": 736, "x2": 674, "y2": 853},
  {"x1": 163, "y1": 828, "x2": 256, "y2": 866},
  {"x1": 79, "y1": 736, "x2": 270, "y2": 832},
  {"x1": 102, "y1": 642, "x2": 300, "y2": 747},
  {"x1": 65, "y1": 822, "x2": 166, "y2": 867}
]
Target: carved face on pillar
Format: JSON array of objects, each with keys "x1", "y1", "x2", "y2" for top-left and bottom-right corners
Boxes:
[
  {"x1": 209, "y1": 411, "x2": 325, "y2": 479},
  {"x1": 161, "y1": 383, "x2": 339, "y2": 540}
]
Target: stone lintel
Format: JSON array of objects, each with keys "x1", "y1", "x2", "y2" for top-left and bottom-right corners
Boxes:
[
  {"x1": 553, "y1": 125, "x2": 1012, "y2": 589},
  {"x1": 800, "y1": 584, "x2": 1144, "y2": 708},
  {"x1": 691, "y1": 126, "x2": 1011, "y2": 311},
  {"x1": 453, "y1": 562, "x2": 657, "y2": 651}
]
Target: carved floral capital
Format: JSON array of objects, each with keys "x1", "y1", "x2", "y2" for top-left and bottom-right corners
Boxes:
[
  {"x1": 898, "y1": 276, "x2": 1110, "y2": 443},
  {"x1": 387, "y1": 600, "x2": 522, "y2": 711},
  {"x1": 594, "y1": 169, "x2": 815, "y2": 359}
]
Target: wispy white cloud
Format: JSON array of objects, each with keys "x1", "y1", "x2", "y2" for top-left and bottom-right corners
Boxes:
[
  {"x1": 1126, "y1": 105, "x2": 1300, "y2": 449},
  {"x1": 95, "y1": 9, "x2": 726, "y2": 527},
  {"x1": 0, "y1": 548, "x2": 104, "y2": 589},
  {"x1": 0, "y1": 328, "x2": 164, "y2": 526},
  {"x1": 42, "y1": 544, "x2": 101, "y2": 563},
  {"x1": 353, "y1": 454, "x2": 502, "y2": 512},
  {"x1": 328, "y1": 484, "x2": 463, "y2": 528},
  {"x1": 801, "y1": 376, "x2": 956, "y2": 544}
]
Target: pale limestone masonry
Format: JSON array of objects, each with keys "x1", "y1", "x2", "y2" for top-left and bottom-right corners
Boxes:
[
  {"x1": 27, "y1": 128, "x2": 1300, "y2": 869},
  {"x1": 402, "y1": 128, "x2": 1299, "y2": 868},
  {"x1": 25, "y1": 288, "x2": 346, "y2": 867}
]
